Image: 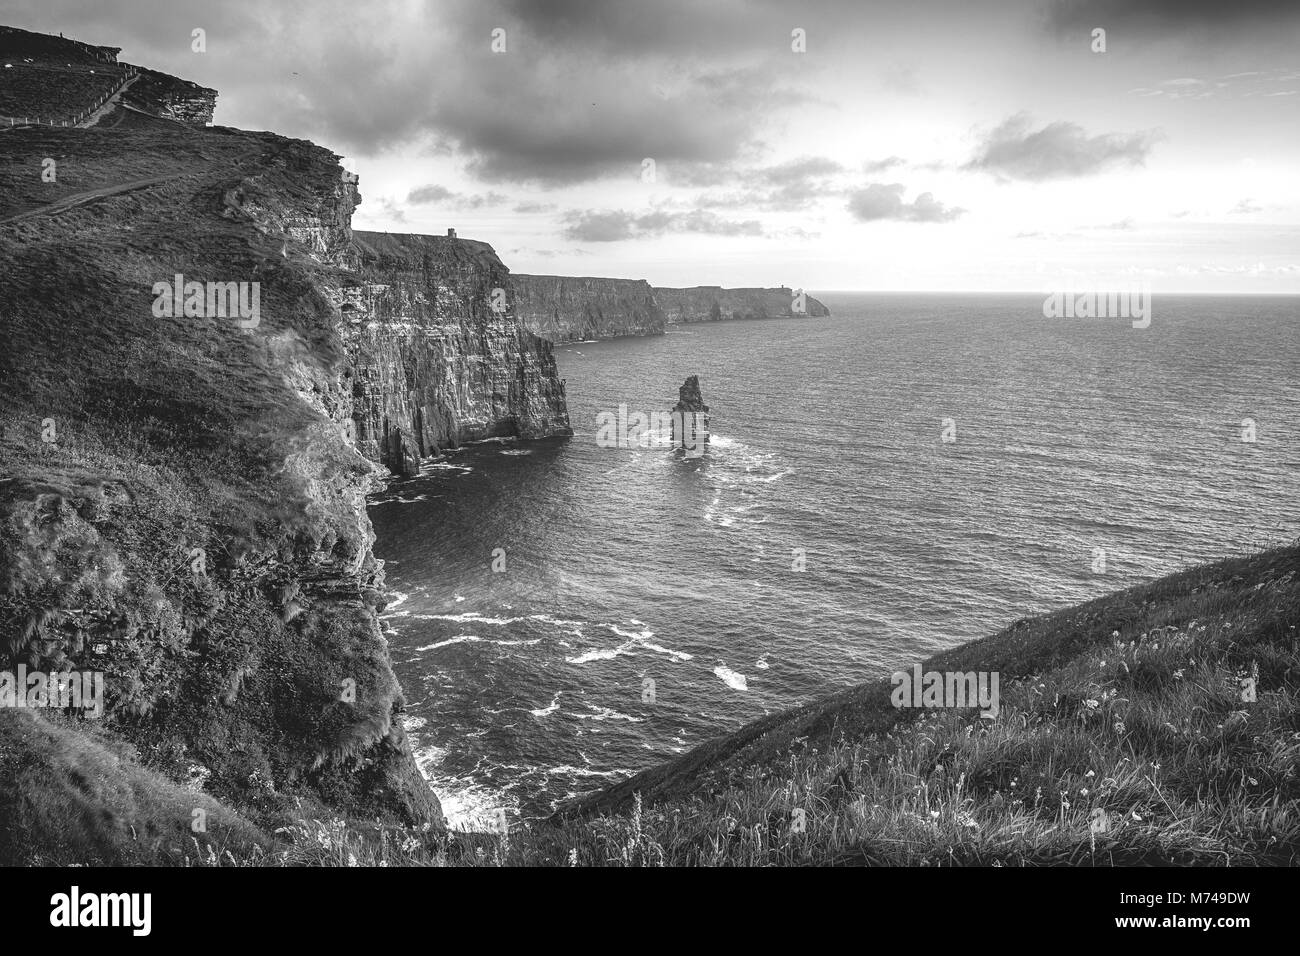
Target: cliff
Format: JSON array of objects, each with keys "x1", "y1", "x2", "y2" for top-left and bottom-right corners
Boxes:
[
  {"x1": 0, "y1": 26, "x2": 569, "y2": 863},
  {"x1": 655, "y1": 285, "x2": 830, "y2": 324},
  {"x1": 512, "y1": 275, "x2": 829, "y2": 344},
  {"x1": 0, "y1": 25, "x2": 215, "y2": 128},
  {"x1": 345, "y1": 235, "x2": 572, "y2": 476},
  {"x1": 537, "y1": 541, "x2": 1298, "y2": 865},
  {"x1": 123, "y1": 66, "x2": 217, "y2": 125},
  {"x1": 512, "y1": 274, "x2": 665, "y2": 343}
]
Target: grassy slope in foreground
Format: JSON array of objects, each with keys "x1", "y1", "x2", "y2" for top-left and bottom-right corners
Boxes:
[{"x1": 281, "y1": 541, "x2": 1298, "y2": 866}]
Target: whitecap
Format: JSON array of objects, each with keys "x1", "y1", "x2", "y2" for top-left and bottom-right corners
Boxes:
[
  {"x1": 530, "y1": 691, "x2": 562, "y2": 718},
  {"x1": 416, "y1": 635, "x2": 482, "y2": 651},
  {"x1": 714, "y1": 665, "x2": 748, "y2": 691},
  {"x1": 422, "y1": 611, "x2": 523, "y2": 625},
  {"x1": 574, "y1": 705, "x2": 643, "y2": 722}
]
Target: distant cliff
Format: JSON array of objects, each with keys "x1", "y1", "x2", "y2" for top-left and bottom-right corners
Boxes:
[
  {"x1": 515, "y1": 275, "x2": 828, "y2": 343},
  {"x1": 345, "y1": 236, "x2": 572, "y2": 475},
  {"x1": 512, "y1": 274, "x2": 664, "y2": 343},
  {"x1": 655, "y1": 285, "x2": 830, "y2": 324}
]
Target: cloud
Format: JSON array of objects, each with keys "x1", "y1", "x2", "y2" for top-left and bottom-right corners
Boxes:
[
  {"x1": 406, "y1": 184, "x2": 456, "y2": 204},
  {"x1": 11, "y1": 0, "x2": 816, "y2": 188},
  {"x1": 880, "y1": 62, "x2": 922, "y2": 95},
  {"x1": 964, "y1": 113, "x2": 1161, "y2": 181},
  {"x1": 1082, "y1": 218, "x2": 1136, "y2": 230},
  {"x1": 1044, "y1": 0, "x2": 1300, "y2": 37},
  {"x1": 451, "y1": 62, "x2": 809, "y2": 185},
  {"x1": 681, "y1": 156, "x2": 846, "y2": 211},
  {"x1": 406, "y1": 185, "x2": 508, "y2": 208},
  {"x1": 375, "y1": 197, "x2": 408, "y2": 223},
  {"x1": 1230, "y1": 198, "x2": 1263, "y2": 214},
  {"x1": 561, "y1": 208, "x2": 763, "y2": 241},
  {"x1": 846, "y1": 183, "x2": 965, "y2": 223},
  {"x1": 862, "y1": 156, "x2": 906, "y2": 174}
]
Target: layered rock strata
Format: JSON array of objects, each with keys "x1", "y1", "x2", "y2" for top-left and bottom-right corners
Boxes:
[{"x1": 512, "y1": 274, "x2": 665, "y2": 343}]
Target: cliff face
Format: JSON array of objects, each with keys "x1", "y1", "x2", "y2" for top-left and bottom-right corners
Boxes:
[
  {"x1": 655, "y1": 285, "x2": 830, "y2": 323},
  {"x1": 512, "y1": 274, "x2": 665, "y2": 343},
  {"x1": 124, "y1": 67, "x2": 217, "y2": 125},
  {"x1": 344, "y1": 234, "x2": 572, "y2": 476},
  {"x1": 511, "y1": 275, "x2": 829, "y2": 343},
  {"x1": 0, "y1": 112, "x2": 448, "y2": 852},
  {"x1": 0, "y1": 30, "x2": 578, "y2": 857}
]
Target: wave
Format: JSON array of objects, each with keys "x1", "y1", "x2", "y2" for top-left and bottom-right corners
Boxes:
[
  {"x1": 573, "y1": 704, "x2": 643, "y2": 722},
  {"x1": 713, "y1": 665, "x2": 748, "y2": 691},
  {"x1": 416, "y1": 634, "x2": 541, "y2": 651},
  {"x1": 530, "y1": 691, "x2": 562, "y2": 718},
  {"x1": 564, "y1": 621, "x2": 694, "y2": 665},
  {"x1": 420, "y1": 611, "x2": 524, "y2": 625}
]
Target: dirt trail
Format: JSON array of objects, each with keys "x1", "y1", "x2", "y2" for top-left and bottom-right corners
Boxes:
[{"x1": 0, "y1": 145, "x2": 263, "y2": 225}]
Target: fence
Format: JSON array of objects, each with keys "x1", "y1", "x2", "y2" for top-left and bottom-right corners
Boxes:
[{"x1": 1, "y1": 65, "x2": 138, "y2": 127}]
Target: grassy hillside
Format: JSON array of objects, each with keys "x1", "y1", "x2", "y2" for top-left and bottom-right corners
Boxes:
[
  {"x1": 0, "y1": 116, "x2": 441, "y2": 859},
  {"x1": 267, "y1": 540, "x2": 1299, "y2": 866}
]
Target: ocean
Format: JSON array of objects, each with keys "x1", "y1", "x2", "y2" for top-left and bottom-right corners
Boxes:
[{"x1": 367, "y1": 292, "x2": 1300, "y2": 828}]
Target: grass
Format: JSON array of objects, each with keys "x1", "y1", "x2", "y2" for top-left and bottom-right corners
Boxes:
[
  {"x1": 0, "y1": 113, "x2": 440, "y2": 841},
  {"x1": 215, "y1": 541, "x2": 1298, "y2": 866}
]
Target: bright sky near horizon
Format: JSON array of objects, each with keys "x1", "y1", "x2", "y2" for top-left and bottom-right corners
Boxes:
[{"x1": 9, "y1": 0, "x2": 1300, "y2": 292}]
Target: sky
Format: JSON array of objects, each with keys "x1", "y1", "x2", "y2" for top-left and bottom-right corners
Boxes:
[{"x1": 7, "y1": 0, "x2": 1300, "y2": 291}]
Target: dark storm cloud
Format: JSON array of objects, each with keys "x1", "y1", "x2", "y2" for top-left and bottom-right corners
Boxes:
[
  {"x1": 4, "y1": 0, "x2": 815, "y2": 187},
  {"x1": 450, "y1": 63, "x2": 807, "y2": 185},
  {"x1": 846, "y1": 184, "x2": 965, "y2": 223},
  {"x1": 1045, "y1": 0, "x2": 1300, "y2": 36},
  {"x1": 964, "y1": 114, "x2": 1161, "y2": 181},
  {"x1": 561, "y1": 208, "x2": 764, "y2": 241}
]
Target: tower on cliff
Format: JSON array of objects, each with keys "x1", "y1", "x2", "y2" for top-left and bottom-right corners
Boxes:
[{"x1": 671, "y1": 375, "x2": 710, "y2": 459}]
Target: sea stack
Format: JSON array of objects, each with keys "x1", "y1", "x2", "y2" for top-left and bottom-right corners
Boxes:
[{"x1": 671, "y1": 375, "x2": 710, "y2": 458}]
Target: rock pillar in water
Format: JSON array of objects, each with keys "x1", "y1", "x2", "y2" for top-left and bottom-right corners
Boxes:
[{"x1": 671, "y1": 375, "x2": 710, "y2": 458}]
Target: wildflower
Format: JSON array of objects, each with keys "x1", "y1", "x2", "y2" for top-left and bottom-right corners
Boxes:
[
  {"x1": 568, "y1": 848, "x2": 578, "y2": 867},
  {"x1": 1085, "y1": 770, "x2": 1095, "y2": 778}
]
